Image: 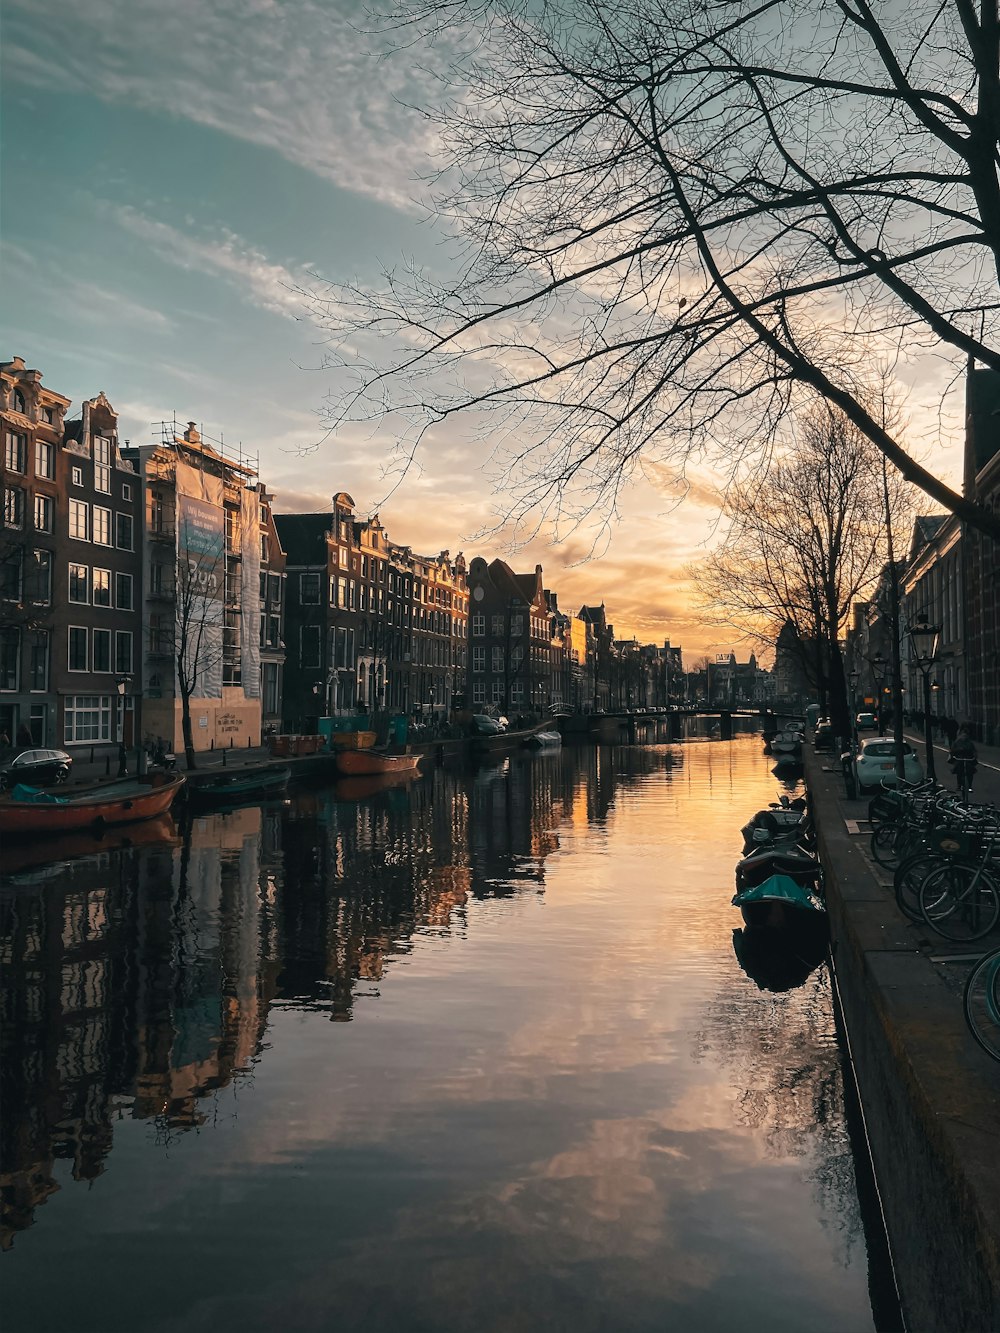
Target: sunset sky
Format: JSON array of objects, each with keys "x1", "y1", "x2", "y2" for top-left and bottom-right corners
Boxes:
[{"x1": 1, "y1": 0, "x2": 966, "y2": 661}]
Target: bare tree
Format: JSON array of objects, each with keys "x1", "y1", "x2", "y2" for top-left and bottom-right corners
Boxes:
[
  {"x1": 312, "y1": 0, "x2": 1000, "y2": 538},
  {"x1": 690, "y1": 406, "x2": 911, "y2": 733}
]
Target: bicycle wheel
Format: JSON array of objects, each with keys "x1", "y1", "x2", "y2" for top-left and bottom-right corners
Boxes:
[
  {"x1": 894, "y1": 850, "x2": 944, "y2": 921},
  {"x1": 964, "y1": 950, "x2": 1000, "y2": 1061},
  {"x1": 918, "y1": 862, "x2": 1000, "y2": 942},
  {"x1": 871, "y1": 823, "x2": 903, "y2": 869}
]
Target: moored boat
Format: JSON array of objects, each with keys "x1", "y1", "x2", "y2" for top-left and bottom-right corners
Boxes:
[
  {"x1": 770, "y1": 729, "x2": 804, "y2": 756},
  {"x1": 732, "y1": 872, "x2": 827, "y2": 931},
  {"x1": 0, "y1": 772, "x2": 186, "y2": 837},
  {"x1": 335, "y1": 748, "x2": 423, "y2": 777},
  {"x1": 185, "y1": 762, "x2": 291, "y2": 806},
  {"x1": 523, "y1": 730, "x2": 562, "y2": 748}
]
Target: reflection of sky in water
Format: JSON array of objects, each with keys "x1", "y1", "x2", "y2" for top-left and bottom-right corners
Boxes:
[{"x1": 1, "y1": 740, "x2": 881, "y2": 1333}]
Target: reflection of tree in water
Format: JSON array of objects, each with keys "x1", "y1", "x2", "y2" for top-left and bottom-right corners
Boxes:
[{"x1": 691, "y1": 964, "x2": 864, "y2": 1268}]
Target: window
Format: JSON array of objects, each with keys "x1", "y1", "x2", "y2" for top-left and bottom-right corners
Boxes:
[
  {"x1": 510, "y1": 615, "x2": 524, "y2": 636},
  {"x1": 301, "y1": 624, "x2": 321, "y2": 668},
  {"x1": 69, "y1": 499, "x2": 89, "y2": 540},
  {"x1": 115, "y1": 631, "x2": 133, "y2": 675},
  {"x1": 260, "y1": 533, "x2": 269, "y2": 562},
  {"x1": 35, "y1": 439, "x2": 55, "y2": 479},
  {"x1": 33, "y1": 493, "x2": 54, "y2": 532},
  {"x1": 0, "y1": 547, "x2": 22, "y2": 600},
  {"x1": 511, "y1": 681, "x2": 524, "y2": 702},
  {"x1": 4, "y1": 431, "x2": 26, "y2": 472},
  {"x1": 472, "y1": 680, "x2": 486, "y2": 704},
  {"x1": 0, "y1": 628, "x2": 19, "y2": 690},
  {"x1": 64, "y1": 695, "x2": 112, "y2": 743},
  {"x1": 94, "y1": 568, "x2": 113, "y2": 607},
  {"x1": 269, "y1": 573, "x2": 281, "y2": 604},
  {"x1": 116, "y1": 513, "x2": 134, "y2": 550},
  {"x1": 115, "y1": 572, "x2": 133, "y2": 610},
  {"x1": 93, "y1": 628, "x2": 112, "y2": 673},
  {"x1": 269, "y1": 615, "x2": 281, "y2": 646},
  {"x1": 12, "y1": 390, "x2": 26, "y2": 415},
  {"x1": 263, "y1": 662, "x2": 279, "y2": 715},
  {"x1": 472, "y1": 647, "x2": 485, "y2": 672},
  {"x1": 68, "y1": 626, "x2": 89, "y2": 672},
  {"x1": 491, "y1": 680, "x2": 504, "y2": 704},
  {"x1": 93, "y1": 505, "x2": 112, "y2": 545},
  {"x1": 26, "y1": 550, "x2": 51, "y2": 604},
  {"x1": 491, "y1": 614, "x2": 505, "y2": 635},
  {"x1": 94, "y1": 436, "x2": 112, "y2": 493},
  {"x1": 122, "y1": 482, "x2": 132, "y2": 502},
  {"x1": 300, "y1": 572, "x2": 321, "y2": 604},
  {"x1": 339, "y1": 547, "x2": 348, "y2": 568},
  {"x1": 4, "y1": 486, "x2": 24, "y2": 528},
  {"x1": 472, "y1": 614, "x2": 485, "y2": 636},
  {"x1": 42, "y1": 406, "x2": 54, "y2": 425},
  {"x1": 71, "y1": 465, "x2": 84, "y2": 487},
  {"x1": 69, "y1": 563, "x2": 90, "y2": 603},
  {"x1": 29, "y1": 631, "x2": 49, "y2": 691},
  {"x1": 492, "y1": 647, "x2": 505, "y2": 672}
]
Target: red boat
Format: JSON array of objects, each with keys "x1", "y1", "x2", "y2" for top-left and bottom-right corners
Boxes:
[
  {"x1": 334, "y1": 748, "x2": 423, "y2": 777},
  {"x1": 0, "y1": 773, "x2": 186, "y2": 838}
]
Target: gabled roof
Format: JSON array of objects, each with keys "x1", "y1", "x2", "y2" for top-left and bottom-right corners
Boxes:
[
  {"x1": 273, "y1": 513, "x2": 331, "y2": 564},
  {"x1": 907, "y1": 514, "x2": 948, "y2": 564}
]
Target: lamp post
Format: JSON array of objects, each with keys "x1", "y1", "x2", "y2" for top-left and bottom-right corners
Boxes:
[
  {"x1": 848, "y1": 667, "x2": 860, "y2": 750},
  {"x1": 870, "y1": 653, "x2": 887, "y2": 735},
  {"x1": 909, "y1": 617, "x2": 941, "y2": 781},
  {"x1": 115, "y1": 675, "x2": 130, "y2": 776}
]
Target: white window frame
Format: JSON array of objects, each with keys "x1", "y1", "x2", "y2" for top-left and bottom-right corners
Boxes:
[
  {"x1": 472, "y1": 646, "x2": 485, "y2": 672},
  {"x1": 472, "y1": 680, "x2": 486, "y2": 704},
  {"x1": 93, "y1": 568, "x2": 112, "y2": 607},
  {"x1": 35, "y1": 438, "x2": 55, "y2": 479},
  {"x1": 115, "y1": 630, "x2": 134, "y2": 675},
  {"x1": 33, "y1": 492, "x2": 54, "y2": 533},
  {"x1": 69, "y1": 498, "x2": 89, "y2": 541},
  {"x1": 69, "y1": 562, "x2": 90, "y2": 604},
  {"x1": 116, "y1": 512, "x2": 134, "y2": 551},
  {"x1": 4, "y1": 431, "x2": 26, "y2": 473},
  {"x1": 472, "y1": 614, "x2": 485, "y2": 637},
  {"x1": 71, "y1": 465, "x2": 84, "y2": 487},
  {"x1": 115, "y1": 571, "x2": 134, "y2": 610},
  {"x1": 68, "y1": 625, "x2": 89, "y2": 672},
  {"x1": 300, "y1": 572, "x2": 321, "y2": 604},
  {"x1": 64, "y1": 694, "x2": 112, "y2": 744},
  {"x1": 92, "y1": 627, "x2": 112, "y2": 673},
  {"x1": 93, "y1": 505, "x2": 112, "y2": 546}
]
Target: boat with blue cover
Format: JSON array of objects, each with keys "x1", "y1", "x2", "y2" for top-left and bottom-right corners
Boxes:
[{"x1": 732, "y1": 872, "x2": 827, "y2": 931}]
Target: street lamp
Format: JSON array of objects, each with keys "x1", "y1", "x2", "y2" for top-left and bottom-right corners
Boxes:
[
  {"x1": 870, "y1": 653, "x2": 887, "y2": 734},
  {"x1": 115, "y1": 675, "x2": 131, "y2": 777},
  {"x1": 909, "y1": 616, "x2": 941, "y2": 781}
]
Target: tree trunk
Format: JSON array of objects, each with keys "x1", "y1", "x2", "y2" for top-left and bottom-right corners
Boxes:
[{"x1": 180, "y1": 691, "x2": 197, "y2": 770}]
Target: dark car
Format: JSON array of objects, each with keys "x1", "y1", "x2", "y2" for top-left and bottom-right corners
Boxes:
[
  {"x1": 813, "y1": 720, "x2": 835, "y2": 752},
  {"x1": 0, "y1": 748, "x2": 73, "y2": 790}
]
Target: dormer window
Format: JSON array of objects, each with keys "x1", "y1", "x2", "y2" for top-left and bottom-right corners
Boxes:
[
  {"x1": 41, "y1": 406, "x2": 54, "y2": 425},
  {"x1": 12, "y1": 389, "x2": 26, "y2": 415}
]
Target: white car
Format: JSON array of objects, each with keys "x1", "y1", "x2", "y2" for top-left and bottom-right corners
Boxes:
[{"x1": 853, "y1": 738, "x2": 922, "y2": 793}]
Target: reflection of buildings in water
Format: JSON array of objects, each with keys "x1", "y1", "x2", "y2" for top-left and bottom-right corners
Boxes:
[{"x1": 0, "y1": 809, "x2": 282, "y2": 1247}]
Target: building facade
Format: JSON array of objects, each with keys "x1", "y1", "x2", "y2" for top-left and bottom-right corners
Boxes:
[
  {"x1": 1, "y1": 360, "x2": 143, "y2": 753},
  {"x1": 465, "y1": 557, "x2": 553, "y2": 715}
]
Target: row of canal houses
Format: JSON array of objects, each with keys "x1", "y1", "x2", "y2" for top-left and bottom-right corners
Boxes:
[
  {"x1": 846, "y1": 364, "x2": 1000, "y2": 743},
  {"x1": 1, "y1": 356, "x2": 685, "y2": 755}
]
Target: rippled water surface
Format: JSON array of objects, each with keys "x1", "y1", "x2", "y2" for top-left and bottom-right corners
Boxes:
[{"x1": 1, "y1": 738, "x2": 894, "y2": 1332}]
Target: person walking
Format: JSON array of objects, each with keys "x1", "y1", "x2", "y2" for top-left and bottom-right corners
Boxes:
[{"x1": 949, "y1": 726, "x2": 978, "y2": 799}]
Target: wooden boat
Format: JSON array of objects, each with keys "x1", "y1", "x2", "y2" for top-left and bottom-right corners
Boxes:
[
  {"x1": 472, "y1": 720, "x2": 552, "y2": 752},
  {"x1": 770, "y1": 729, "x2": 803, "y2": 756},
  {"x1": 731, "y1": 872, "x2": 827, "y2": 931},
  {"x1": 334, "y1": 747, "x2": 423, "y2": 777},
  {"x1": 0, "y1": 772, "x2": 186, "y2": 837},
  {"x1": 185, "y1": 762, "x2": 290, "y2": 806}
]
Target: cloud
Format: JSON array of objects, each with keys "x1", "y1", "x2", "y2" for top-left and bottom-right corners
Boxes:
[
  {"x1": 109, "y1": 206, "x2": 314, "y2": 319},
  {"x1": 4, "y1": 0, "x2": 447, "y2": 212}
]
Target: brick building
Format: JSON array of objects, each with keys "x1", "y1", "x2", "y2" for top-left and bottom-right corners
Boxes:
[
  {"x1": 465, "y1": 557, "x2": 553, "y2": 715},
  {"x1": 1, "y1": 359, "x2": 143, "y2": 752}
]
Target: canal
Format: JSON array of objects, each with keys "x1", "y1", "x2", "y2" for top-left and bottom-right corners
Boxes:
[{"x1": 1, "y1": 737, "x2": 899, "y2": 1332}]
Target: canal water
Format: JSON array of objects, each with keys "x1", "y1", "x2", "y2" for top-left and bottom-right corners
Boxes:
[{"x1": 1, "y1": 737, "x2": 898, "y2": 1332}]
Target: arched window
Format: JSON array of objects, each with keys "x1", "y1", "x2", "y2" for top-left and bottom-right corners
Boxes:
[{"x1": 12, "y1": 389, "x2": 26, "y2": 414}]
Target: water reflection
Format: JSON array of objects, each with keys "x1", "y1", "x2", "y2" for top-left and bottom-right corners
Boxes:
[{"x1": 1, "y1": 740, "x2": 891, "y2": 1333}]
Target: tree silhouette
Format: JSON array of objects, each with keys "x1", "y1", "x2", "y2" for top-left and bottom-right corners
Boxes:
[{"x1": 314, "y1": 0, "x2": 1000, "y2": 538}]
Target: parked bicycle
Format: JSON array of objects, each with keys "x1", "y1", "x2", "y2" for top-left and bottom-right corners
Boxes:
[{"x1": 964, "y1": 946, "x2": 1000, "y2": 1061}]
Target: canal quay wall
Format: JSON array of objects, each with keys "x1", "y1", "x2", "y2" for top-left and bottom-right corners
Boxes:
[{"x1": 804, "y1": 749, "x2": 1000, "y2": 1333}]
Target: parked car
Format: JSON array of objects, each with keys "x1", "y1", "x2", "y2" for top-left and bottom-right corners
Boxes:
[
  {"x1": 855, "y1": 712, "x2": 878, "y2": 731},
  {"x1": 851, "y1": 738, "x2": 922, "y2": 793},
  {"x1": 471, "y1": 714, "x2": 504, "y2": 735},
  {"x1": 813, "y1": 720, "x2": 835, "y2": 751},
  {"x1": 0, "y1": 748, "x2": 73, "y2": 790}
]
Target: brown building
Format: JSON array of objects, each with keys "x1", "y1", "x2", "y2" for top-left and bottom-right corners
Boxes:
[
  {"x1": 1, "y1": 359, "x2": 143, "y2": 752},
  {"x1": 276, "y1": 494, "x2": 468, "y2": 727},
  {"x1": 465, "y1": 557, "x2": 553, "y2": 715}
]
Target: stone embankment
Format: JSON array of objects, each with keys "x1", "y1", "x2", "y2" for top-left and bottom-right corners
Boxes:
[{"x1": 804, "y1": 748, "x2": 1000, "y2": 1333}]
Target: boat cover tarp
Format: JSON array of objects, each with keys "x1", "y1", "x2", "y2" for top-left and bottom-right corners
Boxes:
[
  {"x1": 732, "y1": 873, "x2": 824, "y2": 915},
  {"x1": 10, "y1": 784, "x2": 67, "y2": 804}
]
